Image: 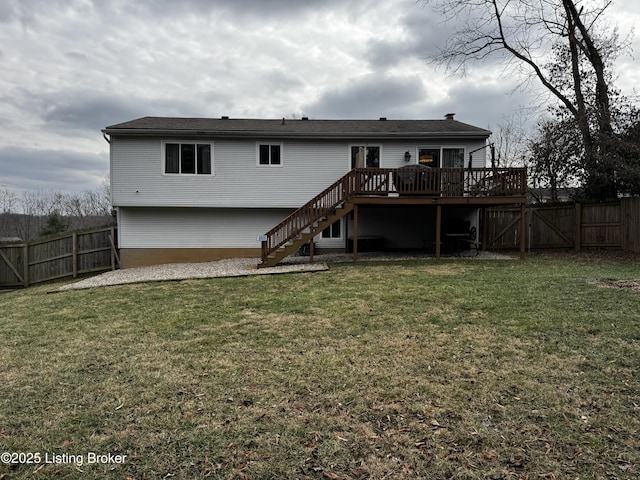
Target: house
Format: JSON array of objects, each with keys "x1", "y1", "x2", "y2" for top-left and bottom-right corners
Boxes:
[{"x1": 103, "y1": 115, "x2": 527, "y2": 268}]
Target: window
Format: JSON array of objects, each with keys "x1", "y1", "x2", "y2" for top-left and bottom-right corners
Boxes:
[
  {"x1": 258, "y1": 143, "x2": 282, "y2": 166},
  {"x1": 322, "y1": 220, "x2": 341, "y2": 239},
  {"x1": 417, "y1": 147, "x2": 465, "y2": 168},
  {"x1": 351, "y1": 145, "x2": 380, "y2": 168},
  {"x1": 443, "y1": 148, "x2": 465, "y2": 168},
  {"x1": 418, "y1": 148, "x2": 440, "y2": 167},
  {"x1": 442, "y1": 148, "x2": 465, "y2": 195},
  {"x1": 164, "y1": 142, "x2": 212, "y2": 175}
]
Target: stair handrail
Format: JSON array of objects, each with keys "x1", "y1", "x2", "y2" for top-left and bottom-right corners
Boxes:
[{"x1": 261, "y1": 170, "x2": 358, "y2": 261}]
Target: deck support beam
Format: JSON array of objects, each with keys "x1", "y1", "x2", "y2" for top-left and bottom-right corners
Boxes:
[
  {"x1": 353, "y1": 204, "x2": 359, "y2": 262},
  {"x1": 520, "y1": 203, "x2": 526, "y2": 259},
  {"x1": 435, "y1": 204, "x2": 442, "y2": 259}
]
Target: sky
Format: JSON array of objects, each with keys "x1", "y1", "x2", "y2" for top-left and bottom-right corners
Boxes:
[{"x1": 0, "y1": 0, "x2": 638, "y2": 195}]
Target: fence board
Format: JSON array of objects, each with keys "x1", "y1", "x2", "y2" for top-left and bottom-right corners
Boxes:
[
  {"x1": 0, "y1": 244, "x2": 26, "y2": 287},
  {"x1": 0, "y1": 226, "x2": 117, "y2": 288},
  {"x1": 530, "y1": 205, "x2": 575, "y2": 249},
  {"x1": 486, "y1": 200, "x2": 639, "y2": 252},
  {"x1": 485, "y1": 208, "x2": 522, "y2": 249},
  {"x1": 581, "y1": 203, "x2": 621, "y2": 247},
  {"x1": 622, "y1": 197, "x2": 640, "y2": 253}
]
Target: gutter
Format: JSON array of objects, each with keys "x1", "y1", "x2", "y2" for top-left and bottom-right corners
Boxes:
[{"x1": 101, "y1": 129, "x2": 491, "y2": 140}]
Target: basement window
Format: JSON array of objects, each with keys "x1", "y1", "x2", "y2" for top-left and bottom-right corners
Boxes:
[
  {"x1": 257, "y1": 143, "x2": 282, "y2": 166},
  {"x1": 164, "y1": 142, "x2": 212, "y2": 175},
  {"x1": 322, "y1": 220, "x2": 341, "y2": 239}
]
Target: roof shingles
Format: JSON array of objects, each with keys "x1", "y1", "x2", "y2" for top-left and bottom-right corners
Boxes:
[{"x1": 104, "y1": 116, "x2": 491, "y2": 139}]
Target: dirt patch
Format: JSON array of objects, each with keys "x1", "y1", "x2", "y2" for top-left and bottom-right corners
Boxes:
[{"x1": 589, "y1": 278, "x2": 640, "y2": 291}]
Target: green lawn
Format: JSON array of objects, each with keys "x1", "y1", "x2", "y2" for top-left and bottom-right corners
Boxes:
[{"x1": 1, "y1": 254, "x2": 639, "y2": 479}]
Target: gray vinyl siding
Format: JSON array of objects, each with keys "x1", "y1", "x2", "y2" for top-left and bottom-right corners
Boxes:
[
  {"x1": 111, "y1": 137, "x2": 346, "y2": 208},
  {"x1": 118, "y1": 207, "x2": 293, "y2": 249},
  {"x1": 111, "y1": 138, "x2": 488, "y2": 208}
]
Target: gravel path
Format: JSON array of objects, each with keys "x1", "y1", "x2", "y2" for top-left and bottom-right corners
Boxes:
[
  {"x1": 57, "y1": 258, "x2": 329, "y2": 291},
  {"x1": 57, "y1": 251, "x2": 513, "y2": 291}
]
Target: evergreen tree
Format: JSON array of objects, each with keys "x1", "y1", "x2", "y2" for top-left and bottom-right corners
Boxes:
[{"x1": 40, "y1": 212, "x2": 68, "y2": 237}]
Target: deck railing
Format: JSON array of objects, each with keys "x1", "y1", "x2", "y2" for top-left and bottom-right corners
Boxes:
[{"x1": 260, "y1": 167, "x2": 526, "y2": 264}]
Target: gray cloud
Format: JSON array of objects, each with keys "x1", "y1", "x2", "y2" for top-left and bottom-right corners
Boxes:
[
  {"x1": 304, "y1": 74, "x2": 428, "y2": 119},
  {"x1": 0, "y1": 146, "x2": 108, "y2": 193},
  {"x1": 39, "y1": 91, "x2": 212, "y2": 132},
  {"x1": 92, "y1": 0, "x2": 354, "y2": 22},
  {"x1": 436, "y1": 83, "x2": 536, "y2": 132},
  {"x1": 364, "y1": 8, "x2": 443, "y2": 69}
]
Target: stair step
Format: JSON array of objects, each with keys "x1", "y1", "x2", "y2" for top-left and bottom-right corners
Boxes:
[{"x1": 260, "y1": 183, "x2": 356, "y2": 267}]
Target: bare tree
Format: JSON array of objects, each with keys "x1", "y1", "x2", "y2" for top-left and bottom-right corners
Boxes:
[
  {"x1": 0, "y1": 182, "x2": 17, "y2": 214},
  {"x1": 0, "y1": 182, "x2": 18, "y2": 238},
  {"x1": 528, "y1": 115, "x2": 583, "y2": 202},
  {"x1": 491, "y1": 110, "x2": 531, "y2": 168},
  {"x1": 423, "y1": 0, "x2": 632, "y2": 199},
  {"x1": 2, "y1": 182, "x2": 114, "y2": 241}
]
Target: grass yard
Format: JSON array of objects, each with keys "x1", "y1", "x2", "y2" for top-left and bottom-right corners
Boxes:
[{"x1": 0, "y1": 254, "x2": 639, "y2": 479}]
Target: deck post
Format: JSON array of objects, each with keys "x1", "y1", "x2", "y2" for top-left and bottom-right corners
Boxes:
[
  {"x1": 353, "y1": 204, "x2": 359, "y2": 261},
  {"x1": 520, "y1": 203, "x2": 526, "y2": 259},
  {"x1": 344, "y1": 211, "x2": 350, "y2": 254},
  {"x1": 480, "y1": 207, "x2": 487, "y2": 252},
  {"x1": 435, "y1": 204, "x2": 442, "y2": 259},
  {"x1": 574, "y1": 203, "x2": 581, "y2": 250}
]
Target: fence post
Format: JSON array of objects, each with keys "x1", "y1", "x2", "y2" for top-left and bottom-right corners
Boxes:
[
  {"x1": 72, "y1": 232, "x2": 78, "y2": 278},
  {"x1": 574, "y1": 203, "x2": 581, "y2": 251},
  {"x1": 22, "y1": 244, "x2": 29, "y2": 288}
]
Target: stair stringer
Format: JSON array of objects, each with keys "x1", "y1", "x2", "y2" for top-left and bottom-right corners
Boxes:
[{"x1": 258, "y1": 202, "x2": 354, "y2": 268}]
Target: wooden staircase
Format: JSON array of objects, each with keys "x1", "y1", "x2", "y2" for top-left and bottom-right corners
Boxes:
[
  {"x1": 258, "y1": 170, "x2": 362, "y2": 268},
  {"x1": 260, "y1": 202, "x2": 354, "y2": 267}
]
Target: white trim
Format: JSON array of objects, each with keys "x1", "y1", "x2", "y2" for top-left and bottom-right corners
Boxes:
[
  {"x1": 255, "y1": 141, "x2": 284, "y2": 167},
  {"x1": 161, "y1": 140, "x2": 215, "y2": 176},
  {"x1": 319, "y1": 218, "x2": 343, "y2": 240}
]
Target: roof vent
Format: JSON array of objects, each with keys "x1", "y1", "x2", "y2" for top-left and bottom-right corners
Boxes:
[
  {"x1": 379, "y1": 117, "x2": 387, "y2": 121},
  {"x1": 221, "y1": 116, "x2": 229, "y2": 120},
  {"x1": 444, "y1": 113, "x2": 456, "y2": 120}
]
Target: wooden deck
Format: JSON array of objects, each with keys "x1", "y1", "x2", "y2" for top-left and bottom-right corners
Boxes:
[{"x1": 259, "y1": 167, "x2": 527, "y2": 267}]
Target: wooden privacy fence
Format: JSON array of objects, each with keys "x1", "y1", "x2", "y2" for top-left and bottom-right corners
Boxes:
[
  {"x1": 0, "y1": 226, "x2": 118, "y2": 288},
  {"x1": 485, "y1": 197, "x2": 640, "y2": 252}
]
